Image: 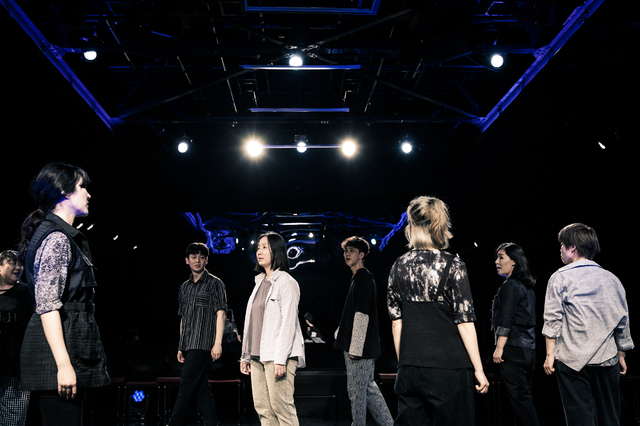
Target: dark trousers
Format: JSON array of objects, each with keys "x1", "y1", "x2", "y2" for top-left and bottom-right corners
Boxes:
[
  {"x1": 500, "y1": 346, "x2": 539, "y2": 426},
  {"x1": 169, "y1": 350, "x2": 217, "y2": 426},
  {"x1": 555, "y1": 360, "x2": 620, "y2": 426},
  {"x1": 35, "y1": 390, "x2": 82, "y2": 426},
  {"x1": 394, "y1": 365, "x2": 474, "y2": 426}
]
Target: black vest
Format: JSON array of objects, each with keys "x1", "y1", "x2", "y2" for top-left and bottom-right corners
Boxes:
[
  {"x1": 398, "y1": 256, "x2": 473, "y2": 370},
  {"x1": 20, "y1": 213, "x2": 109, "y2": 390},
  {"x1": 25, "y1": 213, "x2": 97, "y2": 305}
]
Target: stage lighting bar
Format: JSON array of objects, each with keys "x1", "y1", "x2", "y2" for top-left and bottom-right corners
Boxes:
[
  {"x1": 261, "y1": 144, "x2": 341, "y2": 149},
  {"x1": 249, "y1": 108, "x2": 349, "y2": 113},
  {"x1": 241, "y1": 65, "x2": 361, "y2": 70}
]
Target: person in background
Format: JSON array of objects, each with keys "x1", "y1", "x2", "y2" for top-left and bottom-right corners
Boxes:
[
  {"x1": 240, "y1": 231, "x2": 305, "y2": 426},
  {"x1": 492, "y1": 242, "x2": 539, "y2": 426},
  {"x1": 542, "y1": 223, "x2": 633, "y2": 426},
  {"x1": 335, "y1": 236, "x2": 393, "y2": 426},
  {"x1": 304, "y1": 312, "x2": 325, "y2": 344},
  {"x1": 0, "y1": 250, "x2": 31, "y2": 426},
  {"x1": 387, "y1": 196, "x2": 489, "y2": 426},
  {"x1": 18, "y1": 163, "x2": 110, "y2": 426},
  {"x1": 169, "y1": 242, "x2": 227, "y2": 426}
]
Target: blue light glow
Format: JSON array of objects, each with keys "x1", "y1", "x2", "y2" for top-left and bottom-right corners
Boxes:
[{"x1": 132, "y1": 390, "x2": 146, "y2": 403}]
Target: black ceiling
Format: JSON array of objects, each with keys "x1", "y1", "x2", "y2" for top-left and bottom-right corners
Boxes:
[
  {"x1": 4, "y1": 0, "x2": 620, "y2": 135},
  {"x1": 1, "y1": 0, "x2": 638, "y2": 250}
]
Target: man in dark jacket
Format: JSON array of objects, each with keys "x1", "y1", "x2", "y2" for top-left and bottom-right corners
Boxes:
[{"x1": 335, "y1": 237, "x2": 392, "y2": 426}]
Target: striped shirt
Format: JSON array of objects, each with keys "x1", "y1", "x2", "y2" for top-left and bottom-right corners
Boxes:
[{"x1": 178, "y1": 269, "x2": 227, "y2": 351}]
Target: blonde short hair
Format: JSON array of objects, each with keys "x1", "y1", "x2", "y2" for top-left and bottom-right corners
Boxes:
[{"x1": 404, "y1": 196, "x2": 453, "y2": 250}]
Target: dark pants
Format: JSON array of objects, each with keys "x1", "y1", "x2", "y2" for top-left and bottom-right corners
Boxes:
[
  {"x1": 500, "y1": 346, "x2": 539, "y2": 426},
  {"x1": 35, "y1": 390, "x2": 82, "y2": 426},
  {"x1": 169, "y1": 350, "x2": 217, "y2": 426},
  {"x1": 555, "y1": 360, "x2": 620, "y2": 426},
  {"x1": 394, "y1": 365, "x2": 474, "y2": 426}
]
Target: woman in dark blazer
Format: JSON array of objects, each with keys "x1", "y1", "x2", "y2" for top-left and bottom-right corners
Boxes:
[{"x1": 492, "y1": 242, "x2": 539, "y2": 426}]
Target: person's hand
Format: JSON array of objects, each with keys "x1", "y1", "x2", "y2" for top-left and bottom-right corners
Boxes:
[
  {"x1": 493, "y1": 347, "x2": 504, "y2": 364},
  {"x1": 619, "y1": 356, "x2": 628, "y2": 375},
  {"x1": 177, "y1": 350, "x2": 185, "y2": 363},
  {"x1": 274, "y1": 364, "x2": 287, "y2": 379},
  {"x1": 211, "y1": 343, "x2": 222, "y2": 361},
  {"x1": 240, "y1": 361, "x2": 251, "y2": 375},
  {"x1": 57, "y1": 363, "x2": 77, "y2": 400},
  {"x1": 474, "y1": 370, "x2": 489, "y2": 394},
  {"x1": 543, "y1": 354, "x2": 555, "y2": 375}
]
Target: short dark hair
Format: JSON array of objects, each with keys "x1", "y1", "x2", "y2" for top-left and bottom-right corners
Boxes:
[
  {"x1": 0, "y1": 250, "x2": 19, "y2": 265},
  {"x1": 255, "y1": 231, "x2": 290, "y2": 273},
  {"x1": 495, "y1": 243, "x2": 536, "y2": 288},
  {"x1": 185, "y1": 242, "x2": 209, "y2": 258},
  {"x1": 341, "y1": 236, "x2": 370, "y2": 257},
  {"x1": 558, "y1": 223, "x2": 601, "y2": 260}
]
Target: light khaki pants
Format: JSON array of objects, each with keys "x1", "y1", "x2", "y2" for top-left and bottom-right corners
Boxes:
[{"x1": 250, "y1": 357, "x2": 299, "y2": 426}]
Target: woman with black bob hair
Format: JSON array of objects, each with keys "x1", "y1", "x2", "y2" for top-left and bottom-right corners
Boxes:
[
  {"x1": 17, "y1": 163, "x2": 110, "y2": 426},
  {"x1": 492, "y1": 242, "x2": 539, "y2": 426},
  {"x1": 240, "y1": 231, "x2": 305, "y2": 426}
]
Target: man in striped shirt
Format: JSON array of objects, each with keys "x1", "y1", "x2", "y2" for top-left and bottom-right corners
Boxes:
[{"x1": 169, "y1": 243, "x2": 228, "y2": 426}]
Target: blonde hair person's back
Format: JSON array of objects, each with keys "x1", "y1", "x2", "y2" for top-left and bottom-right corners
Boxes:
[{"x1": 404, "y1": 196, "x2": 453, "y2": 250}]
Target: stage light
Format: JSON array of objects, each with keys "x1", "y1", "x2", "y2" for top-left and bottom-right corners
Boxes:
[
  {"x1": 490, "y1": 53, "x2": 504, "y2": 68},
  {"x1": 246, "y1": 139, "x2": 264, "y2": 157},
  {"x1": 82, "y1": 50, "x2": 97, "y2": 62},
  {"x1": 400, "y1": 141, "x2": 413, "y2": 154},
  {"x1": 128, "y1": 389, "x2": 149, "y2": 418},
  {"x1": 371, "y1": 238, "x2": 377, "y2": 246},
  {"x1": 177, "y1": 135, "x2": 192, "y2": 153},
  {"x1": 296, "y1": 141, "x2": 308, "y2": 152},
  {"x1": 598, "y1": 141, "x2": 606, "y2": 149},
  {"x1": 341, "y1": 139, "x2": 356, "y2": 157},
  {"x1": 178, "y1": 142, "x2": 189, "y2": 153},
  {"x1": 289, "y1": 54, "x2": 303, "y2": 67},
  {"x1": 295, "y1": 135, "x2": 308, "y2": 153}
]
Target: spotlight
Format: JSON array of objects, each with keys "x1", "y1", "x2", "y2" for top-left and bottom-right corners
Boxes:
[
  {"x1": 370, "y1": 238, "x2": 377, "y2": 246},
  {"x1": 341, "y1": 139, "x2": 356, "y2": 157},
  {"x1": 295, "y1": 135, "x2": 308, "y2": 153},
  {"x1": 128, "y1": 389, "x2": 149, "y2": 419},
  {"x1": 289, "y1": 54, "x2": 303, "y2": 67},
  {"x1": 246, "y1": 139, "x2": 264, "y2": 157},
  {"x1": 177, "y1": 136, "x2": 191, "y2": 153},
  {"x1": 82, "y1": 50, "x2": 98, "y2": 62},
  {"x1": 400, "y1": 140, "x2": 413, "y2": 154},
  {"x1": 490, "y1": 53, "x2": 504, "y2": 68}
]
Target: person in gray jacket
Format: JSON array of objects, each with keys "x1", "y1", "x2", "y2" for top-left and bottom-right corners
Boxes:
[
  {"x1": 240, "y1": 231, "x2": 305, "y2": 426},
  {"x1": 543, "y1": 223, "x2": 633, "y2": 426}
]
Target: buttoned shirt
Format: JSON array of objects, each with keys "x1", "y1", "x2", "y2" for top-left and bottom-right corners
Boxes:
[
  {"x1": 542, "y1": 260, "x2": 634, "y2": 372},
  {"x1": 178, "y1": 269, "x2": 227, "y2": 351}
]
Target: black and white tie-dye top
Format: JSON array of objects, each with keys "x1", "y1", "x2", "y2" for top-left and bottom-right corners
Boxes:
[{"x1": 387, "y1": 249, "x2": 476, "y2": 324}]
